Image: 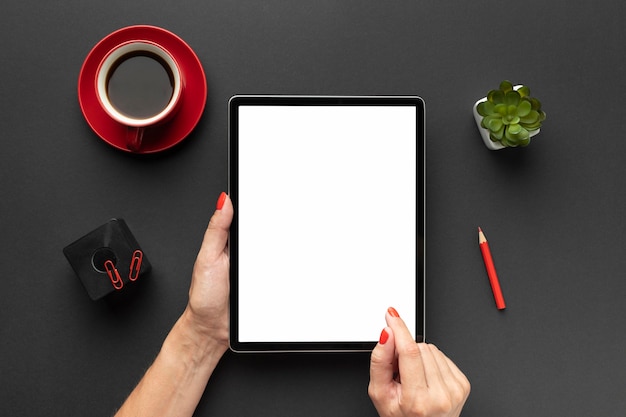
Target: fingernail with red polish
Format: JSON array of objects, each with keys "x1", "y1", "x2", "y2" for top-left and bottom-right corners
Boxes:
[
  {"x1": 216, "y1": 192, "x2": 227, "y2": 210},
  {"x1": 387, "y1": 307, "x2": 400, "y2": 318},
  {"x1": 379, "y1": 328, "x2": 389, "y2": 345}
]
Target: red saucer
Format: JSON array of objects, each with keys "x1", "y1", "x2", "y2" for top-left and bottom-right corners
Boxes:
[{"x1": 78, "y1": 25, "x2": 207, "y2": 153}]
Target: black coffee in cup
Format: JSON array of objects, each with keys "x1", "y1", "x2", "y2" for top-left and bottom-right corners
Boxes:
[
  {"x1": 106, "y1": 52, "x2": 175, "y2": 120},
  {"x1": 96, "y1": 41, "x2": 183, "y2": 151}
]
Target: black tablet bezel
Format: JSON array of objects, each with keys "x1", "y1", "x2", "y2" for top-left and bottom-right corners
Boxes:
[{"x1": 228, "y1": 95, "x2": 425, "y2": 353}]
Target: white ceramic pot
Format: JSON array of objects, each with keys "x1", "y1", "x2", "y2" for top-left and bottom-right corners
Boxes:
[{"x1": 473, "y1": 85, "x2": 540, "y2": 150}]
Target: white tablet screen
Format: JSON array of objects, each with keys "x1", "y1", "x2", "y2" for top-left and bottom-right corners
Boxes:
[{"x1": 229, "y1": 96, "x2": 424, "y2": 351}]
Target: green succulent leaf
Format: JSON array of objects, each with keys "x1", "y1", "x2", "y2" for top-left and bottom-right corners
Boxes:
[
  {"x1": 499, "y1": 80, "x2": 513, "y2": 93},
  {"x1": 483, "y1": 115, "x2": 504, "y2": 132},
  {"x1": 520, "y1": 110, "x2": 540, "y2": 125},
  {"x1": 477, "y1": 101, "x2": 495, "y2": 117},
  {"x1": 502, "y1": 105, "x2": 519, "y2": 125},
  {"x1": 517, "y1": 85, "x2": 530, "y2": 97},
  {"x1": 539, "y1": 110, "x2": 546, "y2": 122},
  {"x1": 507, "y1": 105, "x2": 518, "y2": 117},
  {"x1": 494, "y1": 103, "x2": 508, "y2": 116},
  {"x1": 503, "y1": 116, "x2": 520, "y2": 125},
  {"x1": 504, "y1": 91, "x2": 520, "y2": 106},
  {"x1": 523, "y1": 120, "x2": 542, "y2": 131},
  {"x1": 507, "y1": 124, "x2": 523, "y2": 135},
  {"x1": 528, "y1": 97, "x2": 542, "y2": 111},
  {"x1": 490, "y1": 124, "x2": 505, "y2": 141},
  {"x1": 516, "y1": 100, "x2": 532, "y2": 117},
  {"x1": 487, "y1": 89, "x2": 504, "y2": 104},
  {"x1": 505, "y1": 124, "x2": 530, "y2": 143}
]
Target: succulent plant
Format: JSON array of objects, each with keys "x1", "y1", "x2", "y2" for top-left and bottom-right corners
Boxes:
[{"x1": 476, "y1": 80, "x2": 546, "y2": 147}]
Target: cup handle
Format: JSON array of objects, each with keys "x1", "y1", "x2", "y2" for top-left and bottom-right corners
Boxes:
[{"x1": 126, "y1": 127, "x2": 145, "y2": 152}]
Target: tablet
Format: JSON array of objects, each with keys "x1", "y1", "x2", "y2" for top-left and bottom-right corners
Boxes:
[{"x1": 228, "y1": 95, "x2": 425, "y2": 352}]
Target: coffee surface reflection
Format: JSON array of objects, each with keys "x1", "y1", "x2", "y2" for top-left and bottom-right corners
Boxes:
[{"x1": 106, "y1": 52, "x2": 175, "y2": 120}]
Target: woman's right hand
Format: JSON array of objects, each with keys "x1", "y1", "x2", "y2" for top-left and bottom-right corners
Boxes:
[{"x1": 368, "y1": 308, "x2": 470, "y2": 417}]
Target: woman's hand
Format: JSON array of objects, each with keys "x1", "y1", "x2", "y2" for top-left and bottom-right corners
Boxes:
[
  {"x1": 115, "y1": 193, "x2": 234, "y2": 417},
  {"x1": 368, "y1": 308, "x2": 470, "y2": 417},
  {"x1": 183, "y1": 192, "x2": 233, "y2": 350}
]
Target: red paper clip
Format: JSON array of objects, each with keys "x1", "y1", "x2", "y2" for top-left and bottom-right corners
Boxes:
[
  {"x1": 129, "y1": 250, "x2": 143, "y2": 281},
  {"x1": 104, "y1": 260, "x2": 124, "y2": 290}
]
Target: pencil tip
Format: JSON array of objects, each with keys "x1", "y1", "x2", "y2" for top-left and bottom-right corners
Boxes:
[{"x1": 478, "y1": 227, "x2": 487, "y2": 244}]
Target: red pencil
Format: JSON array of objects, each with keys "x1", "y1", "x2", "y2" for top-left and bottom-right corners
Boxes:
[{"x1": 478, "y1": 227, "x2": 506, "y2": 310}]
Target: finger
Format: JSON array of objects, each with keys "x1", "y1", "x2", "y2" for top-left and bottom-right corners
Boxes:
[
  {"x1": 427, "y1": 344, "x2": 468, "y2": 386},
  {"x1": 199, "y1": 192, "x2": 234, "y2": 260},
  {"x1": 425, "y1": 344, "x2": 472, "y2": 415},
  {"x1": 418, "y1": 343, "x2": 446, "y2": 388},
  {"x1": 385, "y1": 308, "x2": 427, "y2": 391},
  {"x1": 368, "y1": 327, "x2": 397, "y2": 410},
  {"x1": 444, "y1": 353, "x2": 471, "y2": 391},
  {"x1": 369, "y1": 327, "x2": 396, "y2": 385},
  {"x1": 431, "y1": 345, "x2": 472, "y2": 402},
  {"x1": 427, "y1": 344, "x2": 455, "y2": 382}
]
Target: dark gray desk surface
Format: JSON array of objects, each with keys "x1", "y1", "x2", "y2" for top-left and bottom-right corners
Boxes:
[{"x1": 3, "y1": 1, "x2": 626, "y2": 416}]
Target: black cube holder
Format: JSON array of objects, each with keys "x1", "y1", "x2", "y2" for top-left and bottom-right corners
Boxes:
[{"x1": 63, "y1": 218, "x2": 151, "y2": 300}]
